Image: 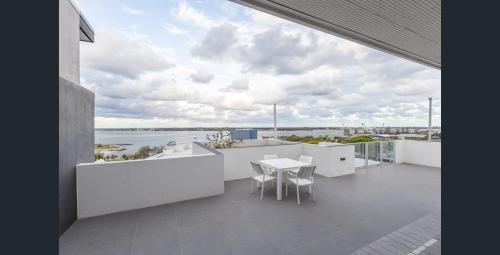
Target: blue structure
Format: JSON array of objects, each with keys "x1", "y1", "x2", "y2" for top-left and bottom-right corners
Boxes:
[{"x1": 231, "y1": 129, "x2": 258, "y2": 140}]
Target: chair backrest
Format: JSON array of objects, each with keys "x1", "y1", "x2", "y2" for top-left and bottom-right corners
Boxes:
[
  {"x1": 264, "y1": 154, "x2": 278, "y2": 160},
  {"x1": 299, "y1": 155, "x2": 313, "y2": 165},
  {"x1": 251, "y1": 161, "x2": 265, "y2": 175},
  {"x1": 296, "y1": 166, "x2": 316, "y2": 179}
]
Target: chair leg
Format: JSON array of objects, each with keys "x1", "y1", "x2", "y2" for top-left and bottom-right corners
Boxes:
[
  {"x1": 285, "y1": 178, "x2": 288, "y2": 197},
  {"x1": 296, "y1": 185, "x2": 300, "y2": 205},
  {"x1": 308, "y1": 176, "x2": 313, "y2": 194},
  {"x1": 261, "y1": 181, "x2": 264, "y2": 200},
  {"x1": 313, "y1": 184, "x2": 316, "y2": 202}
]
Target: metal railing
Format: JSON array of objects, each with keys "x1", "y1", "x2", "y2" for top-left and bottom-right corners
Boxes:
[{"x1": 353, "y1": 141, "x2": 395, "y2": 168}]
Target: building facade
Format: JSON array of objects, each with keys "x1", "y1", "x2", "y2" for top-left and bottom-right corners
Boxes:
[{"x1": 59, "y1": 0, "x2": 95, "y2": 235}]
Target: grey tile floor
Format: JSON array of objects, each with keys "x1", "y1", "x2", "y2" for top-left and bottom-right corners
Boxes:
[
  {"x1": 350, "y1": 212, "x2": 441, "y2": 255},
  {"x1": 60, "y1": 163, "x2": 441, "y2": 255}
]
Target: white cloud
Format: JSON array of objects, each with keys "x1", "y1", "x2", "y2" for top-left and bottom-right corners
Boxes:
[
  {"x1": 173, "y1": 2, "x2": 217, "y2": 28},
  {"x1": 390, "y1": 78, "x2": 440, "y2": 96},
  {"x1": 121, "y1": 5, "x2": 144, "y2": 15},
  {"x1": 190, "y1": 70, "x2": 214, "y2": 83},
  {"x1": 191, "y1": 24, "x2": 238, "y2": 60},
  {"x1": 358, "y1": 82, "x2": 383, "y2": 94},
  {"x1": 81, "y1": 29, "x2": 174, "y2": 79},
  {"x1": 221, "y1": 78, "x2": 249, "y2": 92},
  {"x1": 164, "y1": 23, "x2": 185, "y2": 34},
  {"x1": 191, "y1": 25, "x2": 357, "y2": 75},
  {"x1": 221, "y1": 1, "x2": 239, "y2": 17},
  {"x1": 237, "y1": 28, "x2": 317, "y2": 74},
  {"x1": 82, "y1": 1, "x2": 441, "y2": 128},
  {"x1": 245, "y1": 9, "x2": 288, "y2": 26}
]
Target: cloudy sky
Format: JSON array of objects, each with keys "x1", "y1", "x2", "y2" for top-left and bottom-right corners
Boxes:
[{"x1": 75, "y1": 0, "x2": 441, "y2": 128}]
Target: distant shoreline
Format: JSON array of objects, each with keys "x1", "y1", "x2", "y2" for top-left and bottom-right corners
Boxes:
[
  {"x1": 95, "y1": 143, "x2": 132, "y2": 146},
  {"x1": 95, "y1": 126, "x2": 440, "y2": 131},
  {"x1": 95, "y1": 127, "x2": 343, "y2": 131}
]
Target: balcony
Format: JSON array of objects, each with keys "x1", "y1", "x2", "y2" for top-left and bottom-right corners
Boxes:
[{"x1": 60, "y1": 140, "x2": 440, "y2": 255}]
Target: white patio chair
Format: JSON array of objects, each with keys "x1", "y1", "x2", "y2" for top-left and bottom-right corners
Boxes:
[
  {"x1": 285, "y1": 165, "x2": 317, "y2": 205},
  {"x1": 250, "y1": 161, "x2": 276, "y2": 200},
  {"x1": 299, "y1": 155, "x2": 313, "y2": 164},
  {"x1": 289, "y1": 155, "x2": 313, "y2": 174}
]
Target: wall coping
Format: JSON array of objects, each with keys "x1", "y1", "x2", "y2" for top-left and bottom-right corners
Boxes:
[
  {"x1": 77, "y1": 152, "x2": 215, "y2": 167},
  {"x1": 215, "y1": 141, "x2": 302, "y2": 150}
]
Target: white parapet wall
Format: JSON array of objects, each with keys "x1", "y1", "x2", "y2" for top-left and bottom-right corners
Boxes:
[
  {"x1": 218, "y1": 141, "x2": 355, "y2": 180},
  {"x1": 394, "y1": 140, "x2": 441, "y2": 168},
  {"x1": 218, "y1": 143, "x2": 303, "y2": 181},
  {"x1": 302, "y1": 143, "x2": 355, "y2": 177},
  {"x1": 76, "y1": 142, "x2": 223, "y2": 218}
]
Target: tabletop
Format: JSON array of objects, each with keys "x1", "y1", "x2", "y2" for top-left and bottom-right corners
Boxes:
[{"x1": 259, "y1": 158, "x2": 309, "y2": 170}]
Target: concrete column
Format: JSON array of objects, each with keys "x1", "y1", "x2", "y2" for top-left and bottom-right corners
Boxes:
[{"x1": 59, "y1": 78, "x2": 94, "y2": 235}]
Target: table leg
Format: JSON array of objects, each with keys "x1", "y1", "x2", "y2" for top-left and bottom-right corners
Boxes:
[{"x1": 276, "y1": 170, "x2": 282, "y2": 200}]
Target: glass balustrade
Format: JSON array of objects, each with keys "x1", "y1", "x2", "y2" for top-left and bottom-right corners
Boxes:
[{"x1": 353, "y1": 141, "x2": 395, "y2": 168}]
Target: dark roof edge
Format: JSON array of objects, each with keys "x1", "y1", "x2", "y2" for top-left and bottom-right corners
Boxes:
[
  {"x1": 67, "y1": 0, "x2": 94, "y2": 43},
  {"x1": 79, "y1": 16, "x2": 94, "y2": 42}
]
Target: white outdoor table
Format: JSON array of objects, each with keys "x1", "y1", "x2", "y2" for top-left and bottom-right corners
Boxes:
[{"x1": 259, "y1": 158, "x2": 310, "y2": 200}]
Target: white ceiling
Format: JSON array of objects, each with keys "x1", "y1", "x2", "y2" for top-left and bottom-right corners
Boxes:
[{"x1": 231, "y1": 0, "x2": 441, "y2": 69}]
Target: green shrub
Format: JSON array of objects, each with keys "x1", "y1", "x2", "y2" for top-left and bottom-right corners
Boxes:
[
  {"x1": 286, "y1": 135, "x2": 331, "y2": 144},
  {"x1": 339, "y1": 136, "x2": 374, "y2": 143}
]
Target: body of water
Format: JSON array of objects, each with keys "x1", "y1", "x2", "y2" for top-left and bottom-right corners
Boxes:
[{"x1": 95, "y1": 129, "x2": 345, "y2": 156}]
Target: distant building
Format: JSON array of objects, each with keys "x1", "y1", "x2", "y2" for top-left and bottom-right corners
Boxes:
[
  {"x1": 231, "y1": 129, "x2": 258, "y2": 140},
  {"x1": 397, "y1": 134, "x2": 426, "y2": 140},
  {"x1": 418, "y1": 128, "x2": 441, "y2": 134}
]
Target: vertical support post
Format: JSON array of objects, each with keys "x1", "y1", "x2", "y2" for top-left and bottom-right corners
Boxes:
[
  {"x1": 391, "y1": 141, "x2": 395, "y2": 163},
  {"x1": 379, "y1": 141, "x2": 383, "y2": 164},
  {"x1": 273, "y1": 103, "x2": 277, "y2": 143},
  {"x1": 364, "y1": 142, "x2": 368, "y2": 168},
  {"x1": 428, "y1": 97, "x2": 432, "y2": 141}
]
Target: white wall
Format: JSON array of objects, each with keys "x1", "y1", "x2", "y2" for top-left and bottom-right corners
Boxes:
[
  {"x1": 395, "y1": 140, "x2": 441, "y2": 168},
  {"x1": 219, "y1": 142, "x2": 356, "y2": 180},
  {"x1": 59, "y1": 0, "x2": 80, "y2": 84},
  {"x1": 204, "y1": 139, "x2": 294, "y2": 149},
  {"x1": 394, "y1": 140, "x2": 405, "y2": 164},
  {"x1": 192, "y1": 141, "x2": 214, "y2": 155},
  {"x1": 231, "y1": 139, "x2": 295, "y2": 147},
  {"x1": 302, "y1": 144, "x2": 355, "y2": 177},
  {"x1": 218, "y1": 143, "x2": 303, "y2": 181},
  {"x1": 76, "y1": 144, "x2": 223, "y2": 218}
]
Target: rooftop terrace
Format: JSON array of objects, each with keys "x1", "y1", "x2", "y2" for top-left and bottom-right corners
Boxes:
[{"x1": 60, "y1": 163, "x2": 440, "y2": 255}]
